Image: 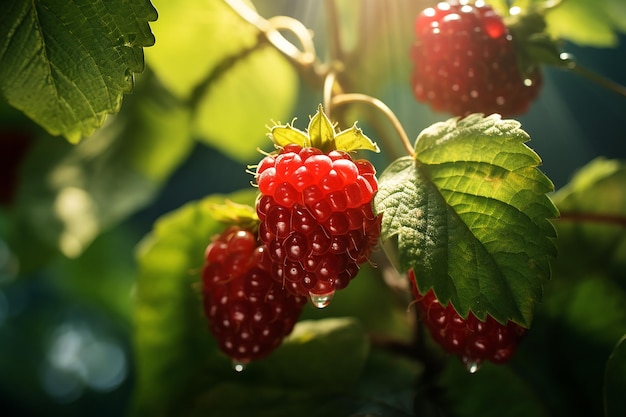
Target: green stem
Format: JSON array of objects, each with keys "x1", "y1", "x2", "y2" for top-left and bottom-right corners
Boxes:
[
  {"x1": 330, "y1": 93, "x2": 414, "y2": 158},
  {"x1": 556, "y1": 212, "x2": 626, "y2": 227},
  {"x1": 568, "y1": 63, "x2": 626, "y2": 97},
  {"x1": 324, "y1": 0, "x2": 344, "y2": 64}
]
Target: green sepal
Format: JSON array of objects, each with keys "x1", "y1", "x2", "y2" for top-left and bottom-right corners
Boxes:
[
  {"x1": 268, "y1": 104, "x2": 379, "y2": 154},
  {"x1": 270, "y1": 124, "x2": 310, "y2": 148}
]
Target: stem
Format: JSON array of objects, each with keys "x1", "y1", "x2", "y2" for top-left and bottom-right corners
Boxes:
[
  {"x1": 562, "y1": 56, "x2": 626, "y2": 99},
  {"x1": 556, "y1": 212, "x2": 626, "y2": 227},
  {"x1": 331, "y1": 93, "x2": 414, "y2": 157},
  {"x1": 224, "y1": 0, "x2": 316, "y2": 68},
  {"x1": 325, "y1": 0, "x2": 344, "y2": 63}
]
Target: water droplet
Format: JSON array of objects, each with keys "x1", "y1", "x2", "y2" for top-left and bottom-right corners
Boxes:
[
  {"x1": 309, "y1": 290, "x2": 335, "y2": 308},
  {"x1": 462, "y1": 357, "x2": 482, "y2": 373},
  {"x1": 523, "y1": 78, "x2": 533, "y2": 87},
  {"x1": 232, "y1": 360, "x2": 246, "y2": 373}
]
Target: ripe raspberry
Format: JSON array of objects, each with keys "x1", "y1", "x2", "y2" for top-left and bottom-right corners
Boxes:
[
  {"x1": 410, "y1": 0, "x2": 542, "y2": 117},
  {"x1": 201, "y1": 226, "x2": 307, "y2": 364},
  {"x1": 409, "y1": 270, "x2": 526, "y2": 371},
  {"x1": 255, "y1": 143, "x2": 381, "y2": 307}
]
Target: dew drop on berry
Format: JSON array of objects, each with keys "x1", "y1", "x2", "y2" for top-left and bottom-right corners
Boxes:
[
  {"x1": 309, "y1": 290, "x2": 335, "y2": 309},
  {"x1": 232, "y1": 360, "x2": 247, "y2": 373},
  {"x1": 463, "y1": 358, "x2": 481, "y2": 374}
]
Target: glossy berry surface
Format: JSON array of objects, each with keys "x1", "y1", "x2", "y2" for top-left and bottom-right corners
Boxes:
[
  {"x1": 256, "y1": 144, "x2": 381, "y2": 307},
  {"x1": 409, "y1": 270, "x2": 526, "y2": 370},
  {"x1": 410, "y1": 0, "x2": 542, "y2": 117},
  {"x1": 201, "y1": 226, "x2": 307, "y2": 363}
]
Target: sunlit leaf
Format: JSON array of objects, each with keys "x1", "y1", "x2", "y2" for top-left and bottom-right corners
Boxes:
[
  {"x1": 9, "y1": 73, "x2": 193, "y2": 262},
  {"x1": 543, "y1": 0, "x2": 626, "y2": 47},
  {"x1": 193, "y1": 45, "x2": 297, "y2": 162},
  {"x1": 550, "y1": 157, "x2": 626, "y2": 283},
  {"x1": 145, "y1": 0, "x2": 257, "y2": 100},
  {"x1": 374, "y1": 114, "x2": 558, "y2": 326},
  {"x1": 0, "y1": 0, "x2": 157, "y2": 142},
  {"x1": 146, "y1": 0, "x2": 298, "y2": 162}
]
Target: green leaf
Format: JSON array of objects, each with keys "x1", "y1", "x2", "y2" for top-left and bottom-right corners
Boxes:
[
  {"x1": 543, "y1": 0, "x2": 626, "y2": 47},
  {"x1": 145, "y1": 0, "x2": 256, "y2": 100},
  {"x1": 257, "y1": 318, "x2": 370, "y2": 392},
  {"x1": 374, "y1": 114, "x2": 558, "y2": 326},
  {"x1": 9, "y1": 73, "x2": 193, "y2": 262},
  {"x1": 605, "y1": 335, "x2": 626, "y2": 417},
  {"x1": 0, "y1": 0, "x2": 157, "y2": 143},
  {"x1": 131, "y1": 189, "x2": 258, "y2": 417},
  {"x1": 550, "y1": 157, "x2": 626, "y2": 283},
  {"x1": 146, "y1": 0, "x2": 298, "y2": 163}
]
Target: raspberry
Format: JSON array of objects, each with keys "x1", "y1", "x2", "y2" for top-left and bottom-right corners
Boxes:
[
  {"x1": 256, "y1": 144, "x2": 381, "y2": 307},
  {"x1": 201, "y1": 226, "x2": 307, "y2": 365},
  {"x1": 409, "y1": 270, "x2": 526, "y2": 371},
  {"x1": 410, "y1": 0, "x2": 542, "y2": 117}
]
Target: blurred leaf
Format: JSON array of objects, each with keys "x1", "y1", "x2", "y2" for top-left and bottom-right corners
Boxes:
[
  {"x1": 9, "y1": 73, "x2": 193, "y2": 264},
  {"x1": 131, "y1": 189, "x2": 258, "y2": 417},
  {"x1": 146, "y1": 0, "x2": 298, "y2": 162},
  {"x1": 605, "y1": 335, "x2": 626, "y2": 417},
  {"x1": 550, "y1": 157, "x2": 626, "y2": 285},
  {"x1": 439, "y1": 360, "x2": 551, "y2": 417},
  {"x1": 544, "y1": 0, "x2": 626, "y2": 47},
  {"x1": 0, "y1": 0, "x2": 157, "y2": 142},
  {"x1": 374, "y1": 114, "x2": 558, "y2": 327},
  {"x1": 193, "y1": 45, "x2": 297, "y2": 162},
  {"x1": 257, "y1": 318, "x2": 369, "y2": 392},
  {"x1": 145, "y1": 0, "x2": 257, "y2": 100}
]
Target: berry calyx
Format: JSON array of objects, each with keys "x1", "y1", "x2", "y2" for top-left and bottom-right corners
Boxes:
[
  {"x1": 409, "y1": 270, "x2": 526, "y2": 371},
  {"x1": 201, "y1": 226, "x2": 307, "y2": 364},
  {"x1": 254, "y1": 106, "x2": 382, "y2": 307},
  {"x1": 410, "y1": 0, "x2": 542, "y2": 117}
]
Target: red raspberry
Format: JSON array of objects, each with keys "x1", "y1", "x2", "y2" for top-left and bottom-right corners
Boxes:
[
  {"x1": 255, "y1": 144, "x2": 381, "y2": 307},
  {"x1": 409, "y1": 270, "x2": 526, "y2": 371},
  {"x1": 201, "y1": 226, "x2": 307, "y2": 365},
  {"x1": 410, "y1": 0, "x2": 542, "y2": 117}
]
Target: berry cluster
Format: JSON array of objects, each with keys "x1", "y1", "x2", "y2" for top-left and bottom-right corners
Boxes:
[
  {"x1": 256, "y1": 143, "x2": 381, "y2": 307},
  {"x1": 201, "y1": 226, "x2": 307, "y2": 364},
  {"x1": 409, "y1": 270, "x2": 526, "y2": 370},
  {"x1": 410, "y1": 0, "x2": 542, "y2": 117}
]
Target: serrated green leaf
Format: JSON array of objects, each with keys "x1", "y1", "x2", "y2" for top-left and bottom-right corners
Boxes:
[
  {"x1": 0, "y1": 0, "x2": 156, "y2": 142},
  {"x1": 131, "y1": 189, "x2": 258, "y2": 417},
  {"x1": 9, "y1": 73, "x2": 193, "y2": 262},
  {"x1": 544, "y1": 0, "x2": 626, "y2": 47},
  {"x1": 374, "y1": 114, "x2": 558, "y2": 326},
  {"x1": 605, "y1": 335, "x2": 626, "y2": 417}
]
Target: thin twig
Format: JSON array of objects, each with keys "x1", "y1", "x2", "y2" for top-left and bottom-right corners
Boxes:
[{"x1": 331, "y1": 93, "x2": 414, "y2": 157}]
